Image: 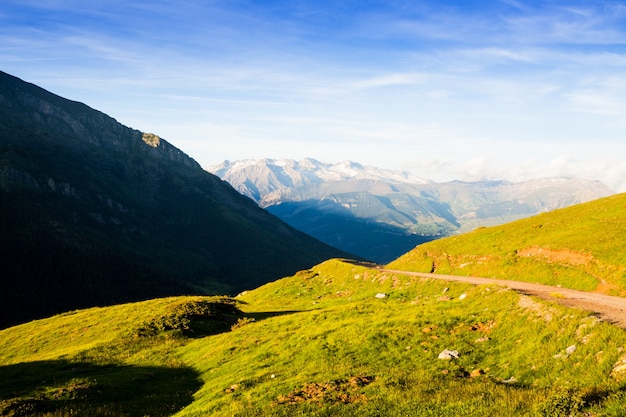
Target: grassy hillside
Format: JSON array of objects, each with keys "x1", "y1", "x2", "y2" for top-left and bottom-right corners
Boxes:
[
  {"x1": 2, "y1": 259, "x2": 626, "y2": 416},
  {"x1": 388, "y1": 193, "x2": 626, "y2": 295}
]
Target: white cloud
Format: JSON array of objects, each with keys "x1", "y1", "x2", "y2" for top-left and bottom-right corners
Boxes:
[
  {"x1": 347, "y1": 72, "x2": 430, "y2": 91},
  {"x1": 566, "y1": 90, "x2": 626, "y2": 116}
]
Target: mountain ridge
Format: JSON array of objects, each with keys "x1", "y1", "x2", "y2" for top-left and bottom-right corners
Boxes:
[
  {"x1": 209, "y1": 158, "x2": 613, "y2": 262},
  {"x1": 209, "y1": 158, "x2": 431, "y2": 204},
  {"x1": 0, "y1": 71, "x2": 349, "y2": 328}
]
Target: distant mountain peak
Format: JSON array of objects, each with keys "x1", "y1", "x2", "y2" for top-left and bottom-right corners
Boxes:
[{"x1": 206, "y1": 158, "x2": 430, "y2": 202}]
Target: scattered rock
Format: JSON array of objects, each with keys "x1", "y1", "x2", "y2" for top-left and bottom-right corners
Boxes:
[
  {"x1": 438, "y1": 296, "x2": 451, "y2": 301},
  {"x1": 612, "y1": 363, "x2": 626, "y2": 376},
  {"x1": 518, "y1": 295, "x2": 555, "y2": 322},
  {"x1": 470, "y1": 369, "x2": 485, "y2": 378},
  {"x1": 611, "y1": 354, "x2": 626, "y2": 379},
  {"x1": 375, "y1": 293, "x2": 386, "y2": 299},
  {"x1": 459, "y1": 293, "x2": 467, "y2": 300},
  {"x1": 502, "y1": 377, "x2": 517, "y2": 384},
  {"x1": 225, "y1": 384, "x2": 239, "y2": 393},
  {"x1": 438, "y1": 349, "x2": 460, "y2": 360},
  {"x1": 442, "y1": 288, "x2": 449, "y2": 293},
  {"x1": 475, "y1": 336, "x2": 490, "y2": 343},
  {"x1": 555, "y1": 345, "x2": 577, "y2": 359}
]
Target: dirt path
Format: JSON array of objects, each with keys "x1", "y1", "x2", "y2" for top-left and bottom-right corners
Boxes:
[{"x1": 380, "y1": 268, "x2": 626, "y2": 329}]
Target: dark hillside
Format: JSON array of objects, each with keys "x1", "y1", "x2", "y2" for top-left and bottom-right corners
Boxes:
[{"x1": 0, "y1": 70, "x2": 348, "y2": 328}]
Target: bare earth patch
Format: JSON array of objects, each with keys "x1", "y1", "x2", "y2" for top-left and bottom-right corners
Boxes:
[
  {"x1": 276, "y1": 375, "x2": 375, "y2": 405},
  {"x1": 517, "y1": 246, "x2": 593, "y2": 266}
]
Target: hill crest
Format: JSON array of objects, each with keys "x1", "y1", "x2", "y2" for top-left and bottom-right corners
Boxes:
[{"x1": 388, "y1": 192, "x2": 626, "y2": 296}]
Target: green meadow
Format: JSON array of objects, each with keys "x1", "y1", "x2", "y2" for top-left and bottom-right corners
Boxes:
[
  {"x1": 2, "y1": 259, "x2": 626, "y2": 416},
  {"x1": 389, "y1": 193, "x2": 626, "y2": 295}
]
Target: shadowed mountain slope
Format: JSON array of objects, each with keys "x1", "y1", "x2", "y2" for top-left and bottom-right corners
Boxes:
[{"x1": 0, "y1": 71, "x2": 348, "y2": 328}]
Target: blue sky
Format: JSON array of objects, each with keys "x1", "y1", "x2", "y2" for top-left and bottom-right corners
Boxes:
[{"x1": 2, "y1": 0, "x2": 626, "y2": 191}]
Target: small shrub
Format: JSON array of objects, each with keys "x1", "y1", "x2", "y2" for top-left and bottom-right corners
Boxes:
[
  {"x1": 535, "y1": 387, "x2": 585, "y2": 416},
  {"x1": 231, "y1": 317, "x2": 256, "y2": 331}
]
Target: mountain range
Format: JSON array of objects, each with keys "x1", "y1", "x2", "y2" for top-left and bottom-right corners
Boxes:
[
  {"x1": 0, "y1": 71, "x2": 348, "y2": 328},
  {"x1": 209, "y1": 158, "x2": 613, "y2": 262}
]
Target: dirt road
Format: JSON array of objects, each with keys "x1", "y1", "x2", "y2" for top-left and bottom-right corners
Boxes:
[{"x1": 380, "y1": 268, "x2": 626, "y2": 329}]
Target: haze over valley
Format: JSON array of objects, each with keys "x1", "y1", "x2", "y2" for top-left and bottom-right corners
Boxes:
[{"x1": 209, "y1": 158, "x2": 613, "y2": 262}]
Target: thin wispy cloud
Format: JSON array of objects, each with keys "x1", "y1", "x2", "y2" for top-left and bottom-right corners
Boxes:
[{"x1": 2, "y1": 0, "x2": 626, "y2": 191}]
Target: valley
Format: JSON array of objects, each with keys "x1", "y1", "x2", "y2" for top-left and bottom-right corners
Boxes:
[
  {"x1": 209, "y1": 158, "x2": 613, "y2": 263},
  {"x1": 4, "y1": 0, "x2": 626, "y2": 415},
  {"x1": 2, "y1": 71, "x2": 626, "y2": 416}
]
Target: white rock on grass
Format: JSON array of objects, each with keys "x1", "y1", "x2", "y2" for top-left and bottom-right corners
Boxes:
[
  {"x1": 375, "y1": 293, "x2": 386, "y2": 299},
  {"x1": 438, "y1": 349, "x2": 460, "y2": 360}
]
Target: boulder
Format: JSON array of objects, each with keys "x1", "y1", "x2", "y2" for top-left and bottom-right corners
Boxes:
[{"x1": 438, "y1": 349, "x2": 460, "y2": 360}]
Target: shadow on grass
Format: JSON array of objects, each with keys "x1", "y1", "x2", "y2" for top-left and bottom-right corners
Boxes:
[
  {"x1": 244, "y1": 310, "x2": 304, "y2": 322},
  {"x1": 182, "y1": 304, "x2": 304, "y2": 338},
  {"x1": 0, "y1": 359, "x2": 202, "y2": 417}
]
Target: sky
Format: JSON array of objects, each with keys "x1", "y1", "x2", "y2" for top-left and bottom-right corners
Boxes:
[{"x1": 2, "y1": 0, "x2": 626, "y2": 191}]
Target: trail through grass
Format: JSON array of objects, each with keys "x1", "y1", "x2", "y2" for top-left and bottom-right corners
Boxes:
[
  {"x1": 389, "y1": 193, "x2": 626, "y2": 295},
  {"x1": 2, "y1": 260, "x2": 626, "y2": 416}
]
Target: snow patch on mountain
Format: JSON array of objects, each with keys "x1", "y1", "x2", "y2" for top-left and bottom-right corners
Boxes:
[{"x1": 207, "y1": 158, "x2": 430, "y2": 201}]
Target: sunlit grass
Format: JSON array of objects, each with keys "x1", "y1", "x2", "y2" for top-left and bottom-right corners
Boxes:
[
  {"x1": 179, "y1": 260, "x2": 626, "y2": 416},
  {"x1": 0, "y1": 296, "x2": 242, "y2": 416},
  {"x1": 2, "y1": 260, "x2": 626, "y2": 416},
  {"x1": 389, "y1": 193, "x2": 626, "y2": 295}
]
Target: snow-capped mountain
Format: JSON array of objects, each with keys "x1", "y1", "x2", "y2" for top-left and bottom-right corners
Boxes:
[
  {"x1": 208, "y1": 158, "x2": 429, "y2": 203},
  {"x1": 208, "y1": 158, "x2": 614, "y2": 263}
]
